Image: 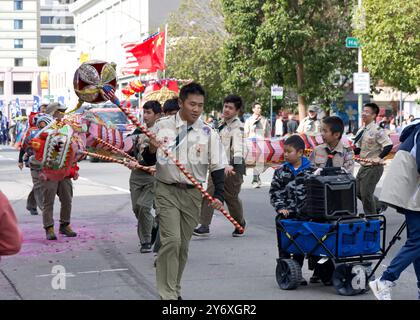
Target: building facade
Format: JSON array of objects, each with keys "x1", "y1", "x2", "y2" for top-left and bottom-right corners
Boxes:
[
  {"x1": 39, "y1": 0, "x2": 77, "y2": 61},
  {"x1": 69, "y1": 0, "x2": 181, "y2": 84},
  {"x1": 0, "y1": 0, "x2": 46, "y2": 119}
]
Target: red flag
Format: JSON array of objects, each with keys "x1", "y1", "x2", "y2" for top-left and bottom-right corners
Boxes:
[
  {"x1": 128, "y1": 31, "x2": 165, "y2": 74},
  {"x1": 121, "y1": 40, "x2": 145, "y2": 75}
]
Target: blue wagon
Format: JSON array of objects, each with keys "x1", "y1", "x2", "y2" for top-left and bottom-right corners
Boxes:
[{"x1": 275, "y1": 214, "x2": 387, "y2": 296}]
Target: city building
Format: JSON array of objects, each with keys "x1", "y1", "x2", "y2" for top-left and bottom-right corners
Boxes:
[
  {"x1": 0, "y1": 0, "x2": 46, "y2": 118},
  {"x1": 69, "y1": 0, "x2": 182, "y2": 87},
  {"x1": 39, "y1": 0, "x2": 77, "y2": 62}
]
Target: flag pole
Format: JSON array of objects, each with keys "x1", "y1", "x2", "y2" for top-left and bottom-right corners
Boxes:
[{"x1": 163, "y1": 23, "x2": 168, "y2": 79}]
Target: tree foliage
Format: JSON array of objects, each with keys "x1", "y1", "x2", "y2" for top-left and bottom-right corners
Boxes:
[
  {"x1": 354, "y1": 0, "x2": 420, "y2": 93},
  {"x1": 166, "y1": 0, "x2": 226, "y2": 112},
  {"x1": 221, "y1": 0, "x2": 356, "y2": 118}
]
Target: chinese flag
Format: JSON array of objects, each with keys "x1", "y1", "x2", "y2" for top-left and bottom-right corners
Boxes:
[{"x1": 129, "y1": 31, "x2": 166, "y2": 74}]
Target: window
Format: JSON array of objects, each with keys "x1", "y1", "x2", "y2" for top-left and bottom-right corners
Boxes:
[
  {"x1": 13, "y1": 81, "x2": 32, "y2": 95},
  {"x1": 0, "y1": 81, "x2": 4, "y2": 95},
  {"x1": 14, "y1": 20, "x2": 23, "y2": 29},
  {"x1": 14, "y1": 58, "x2": 23, "y2": 66},
  {"x1": 14, "y1": 39, "x2": 23, "y2": 48},
  {"x1": 14, "y1": 0, "x2": 23, "y2": 10},
  {"x1": 40, "y1": 35, "x2": 75, "y2": 44},
  {"x1": 40, "y1": 16, "x2": 74, "y2": 24}
]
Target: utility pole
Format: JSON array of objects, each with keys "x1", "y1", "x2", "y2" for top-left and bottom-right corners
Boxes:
[{"x1": 357, "y1": 0, "x2": 363, "y2": 128}]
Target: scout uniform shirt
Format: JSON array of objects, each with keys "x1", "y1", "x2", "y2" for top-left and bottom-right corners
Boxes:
[
  {"x1": 310, "y1": 141, "x2": 355, "y2": 174},
  {"x1": 218, "y1": 116, "x2": 245, "y2": 166},
  {"x1": 354, "y1": 121, "x2": 393, "y2": 166},
  {"x1": 130, "y1": 126, "x2": 155, "y2": 166},
  {"x1": 297, "y1": 116, "x2": 321, "y2": 136},
  {"x1": 244, "y1": 114, "x2": 271, "y2": 138},
  {"x1": 152, "y1": 112, "x2": 227, "y2": 185}
]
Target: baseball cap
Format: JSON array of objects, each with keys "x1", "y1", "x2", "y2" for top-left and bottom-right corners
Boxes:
[
  {"x1": 308, "y1": 105, "x2": 317, "y2": 112},
  {"x1": 46, "y1": 102, "x2": 67, "y2": 115}
]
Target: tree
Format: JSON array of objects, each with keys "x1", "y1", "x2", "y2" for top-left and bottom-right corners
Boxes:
[
  {"x1": 165, "y1": 0, "x2": 227, "y2": 112},
  {"x1": 221, "y1": 0, "x2": 356, "y2": 119},
  {"x1": 354, "y1": 0, "x2": 420, "y2": 93}
]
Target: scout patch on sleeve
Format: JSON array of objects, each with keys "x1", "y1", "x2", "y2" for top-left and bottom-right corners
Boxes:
[{"x1": 202, "y1": 126, "x2": 211, "y2": 136}]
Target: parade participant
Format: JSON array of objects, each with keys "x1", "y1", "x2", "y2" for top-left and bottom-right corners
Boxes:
[
  {"x1": 354, "y1": 103, "x2": 393, "y2": 215},
  {"x1": 269, "y1": 135, "x2": 316, "y2": 285},
  {"x1": 162, "y1": 97, "x2": 180, "y2": 116},
  {"x1": 244, "y1": 102, "x2": 271, "y2": 188},
  {"x1": 0, "y1": 191, "x2": 22, "y2": 258},
  {"x1": 42, "y1": 102, "x2": 76, "y2": 240},
  {"x1": 308, "y1": 116, "x2": 354, "y2": 284},
  {"x1": 310, "y1": 116, "x2": 355, "y2": 175},
  {"x1": 142, "y1": 82, "x2": 227, "y2": 300},
  {"x1": 297, "y1": 105, "x2": 321, "y2": 136},
  {"x1": 370, "y1": 119, "x2": 420, "y2": 300},
  {"x1": 194, "y1": 94, "x2": 246, "y2": 237},
  {"x1": 127, "y1": 100, "x2": 162, "y2": 253},
  {"x1": 152, "y1": 98, "x2": 180, "y2": 257},
  {"x1": 18, "y1": 113, "x2": 53, "y2": 216}
]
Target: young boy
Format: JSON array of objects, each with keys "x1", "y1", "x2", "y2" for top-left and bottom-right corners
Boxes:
[
  {"x1": 310, "y1": 116, "x2": 355, "y2": 175},
  {"x1": 308, "y1": 116, "x2": 355, "y2": 284},
  {"x1": 270, "y1": 135, "x2": 316, "y2": 284},
  {"x1": 128, "y1": 100, "x2": 162, "y2": 253}
]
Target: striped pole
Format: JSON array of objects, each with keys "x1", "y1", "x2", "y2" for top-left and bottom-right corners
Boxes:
[
  {"x1": 101, "y1": 86, "x2": 244, "y2": 233},
  {"x1": 95, "y1": 138, "x2": 154, "y2": 171},
  {"x1": 78, "y1": 150, "x2": 156, "y2": 174}
]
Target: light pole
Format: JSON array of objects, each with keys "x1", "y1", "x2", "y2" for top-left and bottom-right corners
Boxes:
[{"x1": 357, "y1": 0, "x2": 363, "y2": 128}]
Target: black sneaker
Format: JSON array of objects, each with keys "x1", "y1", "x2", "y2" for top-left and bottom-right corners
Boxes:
[
  {"x1": 193, "y1": 225, "x2": 210, "y2": 236},
  {"x1": 377, "y1": 203, "x2": 388, "y2": 214},
  {"x1": 300, "y1": 279, "x2": 308, "y2": 286},
  {"x1": 178, "y1": 296, "x2": 183, "y2": 300},
  {"x1": 59, "y1": 224, "x2": 77, "y2": 237},
  {"x1": 309, "y1": 275, "x2": 320, "y2": 283},
  {"x1": 28, "y1": 208, "x2": 38, "y2": 215},
  {"x1": 45, "y1": 226, "x2": 57, "y2": 241},
  {"x1": 232, "y1": 221, "x2": 246, "y2": 237},
  {"x1": 140, "y1": 243, "x2": 152, "y2": 253}
]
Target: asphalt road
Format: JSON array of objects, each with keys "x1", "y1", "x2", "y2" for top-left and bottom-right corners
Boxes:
[{"x1": 0, "y1": 145, "x2": 417, "y2": 300}]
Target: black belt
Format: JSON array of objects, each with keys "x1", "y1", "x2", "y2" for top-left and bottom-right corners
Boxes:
[{"x1": 161, "y1": 181, "x2": 198, "y2": 189}]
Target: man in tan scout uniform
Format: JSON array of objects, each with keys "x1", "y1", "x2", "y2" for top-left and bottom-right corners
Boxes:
[
  {"x1": 194, "y1": 94, "x2": 246, "y2": 237},
  {"x1": 297, "y1": 105, "x2": 322, "y2": 136},
  {"x1": 42, "y1": 102, "x2": 76, "y2": 240},
  {"x1": 127, "y1": 100, "x2": 161, "y2": 253},
  {"x1": 354, "y1": 103, "x2": 393, "y2": 215},
  {"x1": 142, "y1": 83, "x2": 227, "y2": 300}
]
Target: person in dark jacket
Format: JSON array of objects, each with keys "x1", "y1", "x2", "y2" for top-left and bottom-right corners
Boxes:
[{"x1": 270, "y1": 135, "x2": 316, "y2": 284}]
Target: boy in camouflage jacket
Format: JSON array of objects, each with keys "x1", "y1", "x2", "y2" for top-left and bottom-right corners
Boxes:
[{"x1": 270, "y1": 135, "x2": 315, "y2": 281}]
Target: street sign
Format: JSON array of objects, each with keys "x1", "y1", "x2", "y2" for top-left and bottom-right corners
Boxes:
[
  {"x1": 353, "y1": 72, "x2": 370, "y2": 94},
  {"x1": 271, "y1": 85, "x2": 283, "y2": 99},
  {"x1": 346, "y1": 37, "x2": 359, "y2": 48}
]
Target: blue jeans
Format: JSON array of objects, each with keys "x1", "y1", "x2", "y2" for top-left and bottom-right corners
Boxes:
[{"x1": 381, "y1": 210, "x2": 420, "y2": 290}]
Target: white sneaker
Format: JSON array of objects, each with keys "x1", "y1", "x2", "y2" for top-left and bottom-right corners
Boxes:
[
  {"x1": 369, "y1": 278, "x2": 395, "y2": 300},
  {"x1": 252, "y1": 182, "x2": 260, "y2": 188}
]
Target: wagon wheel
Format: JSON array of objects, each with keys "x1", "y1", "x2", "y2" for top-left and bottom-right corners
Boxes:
[
  {"x1": 276, "y1": 259, "x2": 302, "y2": 290},
  {"x1": 332, "y1": 264, "x2": 365, "y2": 296},
  {"x1": 361, "y1": 264, "x2": 374, "y2": 294}
]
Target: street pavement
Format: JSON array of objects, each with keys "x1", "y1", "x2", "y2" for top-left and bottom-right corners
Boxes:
[{"x1": 0, "y1": 145, "x2": 417, "y2": 300}]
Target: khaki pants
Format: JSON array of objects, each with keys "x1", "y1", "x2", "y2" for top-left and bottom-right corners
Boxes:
[
  {"x1": 200, "y1": 173, "x2": 245, "y2": 227},
  {"x1": 356, "y1": 165, "x2": 384, "y2": 214},
  {"x1": 155, "y1": 181, "x2": 202, "y2": 300},
  {"x1": 26, "y1": 168, "x2": 44, "y2": 211},
  {"x1": 129, "y1": 169, "x2": 155, "y2": 244},
  {"x1": 42, "y1": 179, "x2": 73, "y2": 228}
]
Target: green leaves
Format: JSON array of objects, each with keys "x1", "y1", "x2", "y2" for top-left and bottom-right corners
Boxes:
[{"x1": 355, "y1": 0, "x2": 420, "y2": 93}]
